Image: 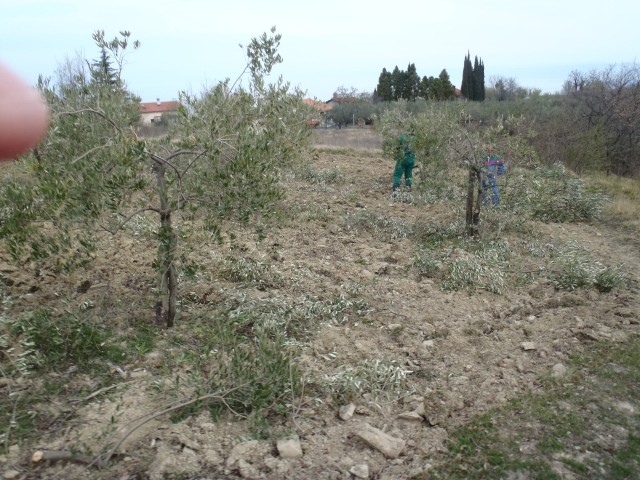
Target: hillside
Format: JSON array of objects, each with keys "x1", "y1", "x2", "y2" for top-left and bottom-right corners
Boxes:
[{"x1": 1, "y1": 127, "x2": 638, "y2": 479}]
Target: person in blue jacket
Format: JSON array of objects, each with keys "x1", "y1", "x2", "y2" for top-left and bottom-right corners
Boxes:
[
  {"x1": 482, "y1": 144, "x2": 506, "y2": 205},
  {"x1": 392, "y1": 132, "x2": 415, "y2": 192}
]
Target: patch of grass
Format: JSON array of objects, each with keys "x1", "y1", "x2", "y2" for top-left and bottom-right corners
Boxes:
[
  {"x1": 297, "y1": 165, "x2": 343, "y2": 187},
  {"x1": 175, "y1": 310, "x2": 302, "y2": 418},
  {"x1": 442, "y1": 255, "x2": 506, "y2": 294},
  {"x1": 412, "y1": 249, "x2": 441, "y2": 278},
  {"x1": 1, "y1": 307, "x2": 126, "y2": 375},
  {"x1": 584, "y1": 173, "x2": 640, "y2": 237},
  {"x1": 156, "y1": 290, "x2": 374, "y2": 426},
  {"x1": 345, "y1": 210, "x2": 412, "y2": 241},
  {"x1": 218, "y1": 255, "x2": 285, "y2": 290},
  {"x1": 549, "y1": 241, "x2": 626, "y2": 292},
  {"x1": 412, "y1": 217, "x2": 465, "y2": 246},
  {"x1": 128, "y1": 318, "x2": 158, "y2": 357},
  {"x1": 412, "y1": 231, "x2": 626, "y2": 296},
  {"x1": 413, "y1": 237, "x2": 511, "y2": 294},
  {"x1": 583, "y1": 172, "x2": 640, "y2": 204},
  {"x1": 427, "y1": 338, "x2": 640, "y2": 479},
  {"x1": 0, "y1": 297, "x2": 161, "y2": 452},
  {"x1": 298, "y1": 204, "x2": 332, "y2": 223}
]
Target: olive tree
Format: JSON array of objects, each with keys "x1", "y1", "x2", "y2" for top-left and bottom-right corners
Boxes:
[
  {"x1": 378, "y1": 104, "x2": 537, "y2": 236},
  {"x1": 0, "y1": 28, "x2": 309, "y2": 327}
]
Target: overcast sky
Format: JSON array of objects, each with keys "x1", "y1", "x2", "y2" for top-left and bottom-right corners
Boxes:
[{"x1": 2, "y1": 0, "x2": 638, "y2": 102}]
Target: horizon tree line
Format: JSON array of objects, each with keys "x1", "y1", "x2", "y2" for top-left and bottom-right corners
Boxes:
[
  {"x1": 374, "y1": 63, "x2": 457, "y2": 102},
  {"x1": 374, "y1": 54, "x2": 486, "y2": 102}
]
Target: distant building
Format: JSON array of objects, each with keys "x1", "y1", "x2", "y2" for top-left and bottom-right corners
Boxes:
[
  {"x1": 138, "y1": 99, "x2": 180, "y2": 125},
  {"x1": 303, "y1": 98, "x2": 333, "y2": 127}
]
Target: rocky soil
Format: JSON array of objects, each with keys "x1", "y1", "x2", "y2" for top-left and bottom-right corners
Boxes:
[{"x1": 1, "y1": 128, "x2": 638, "y2": 479}]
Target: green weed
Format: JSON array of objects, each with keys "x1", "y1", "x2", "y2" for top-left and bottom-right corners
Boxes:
[{"x1": 1, "y1": 308, "x2": 125, "y2": 374}]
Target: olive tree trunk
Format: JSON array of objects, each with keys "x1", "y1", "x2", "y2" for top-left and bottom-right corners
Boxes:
[
  {"x1": 465, "y1": 166, "x2": 483, "y2": 237},
  {"x1": 153, "y1": 158, "x2": 177, "y2": 327}
]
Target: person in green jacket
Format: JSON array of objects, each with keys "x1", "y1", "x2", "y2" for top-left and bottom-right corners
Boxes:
[{"x1": 392, "y1": 132, "x2": 415, "y2": 192}]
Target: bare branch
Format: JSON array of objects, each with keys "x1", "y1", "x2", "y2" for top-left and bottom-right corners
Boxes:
[
  {"x1": 57, "y1": 108, "x2": 123, "y2": 135},
  {"x1": 70, "y1": 143, "x2": 112, "y2": 164},
  {"x1": 30, "y1": 384, "x2": 249, "y2": 469},
  {"x1": 145, "y1": 150, "x2": 181, "y2": 179},
  {"x1": 32, "y1": 450, "x2": 95, "y2": 465},
  {"x1": 99, "y1": 207, "x2": 160, "y2": 234},
  {"x1": 96, "y1": 384, "x2": 248, "y2": 466}
]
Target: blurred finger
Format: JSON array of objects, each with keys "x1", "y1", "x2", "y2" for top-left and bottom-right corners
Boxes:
[{"x1": 0, "y1": 63, "x2": 50, "y2": 161}]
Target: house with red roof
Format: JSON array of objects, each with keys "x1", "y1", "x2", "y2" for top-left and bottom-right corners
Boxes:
[
  {"x1": 303, "y1": 98, "x2": 333, "y2": 127},
  {"x1": 138, "y1": 99, "x2": 181, "y2": 125}
]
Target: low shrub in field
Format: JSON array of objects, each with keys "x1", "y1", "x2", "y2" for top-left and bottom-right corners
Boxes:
[
  {"x1": 164, "y1": 289, "x2": 371, "y2": 425},
  {"x1": 549, "y1": 242, "x2": 626, "y2": 291},
  {"x1": 1, "y1": 308, "x2": 125, "y2": 375},
  {"x1": 413, "y1": 237, "x2": 511, "y2": 294},
  {"x1": 412, "y1": 226, "x2": 625, "y2": 294},
  {"x1": 345, "y1": 211, "x2": 412, "y2": 241},
  {"x1": 509, "y1": 163, "x2": 608, "y2": 223},
  {"x1": 325, "y1": 359, "x2": 412, "y2": 402},
  {"x1": 218, "y1": 255, "x2": 285, "y2": 290},
  {"x1": 297, "y1": 165, "x2": 343, "y2": 186}
]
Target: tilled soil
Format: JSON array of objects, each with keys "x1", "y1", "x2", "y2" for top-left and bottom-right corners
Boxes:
[{"x1": 2, "y1": 132, "x2": 638, "y2": 479}]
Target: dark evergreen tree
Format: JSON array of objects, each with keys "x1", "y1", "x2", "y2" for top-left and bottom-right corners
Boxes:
[
  {"x1": 405, "y1": 63, "x2": 420, "y2": 101},
  {"x1": 375, "y1": 68, "x2": 393, "y2": 102},
  {"x1": 472, "y1": 56, "x2": 480, "y2": 101},
  {"x1": 461, "y1": 52, "x2": 485, "y2": 101},
  {"x1": 91, "y1": 46, "x2": 118, "y2": 88},
  {"x1": 391, "y1": 65, "x2": 404, "y2": 101},
  {"x1": 461, "y1": 52, "x2": 473, "y2": 99},
  {"x1": 436, "y1": 69, "x2": 455, "y2": 100},
  {"x1": 477, "y1": 58, "x2": 485, "y2": 101},
  {"x1": 418, "y1": 75, "x2": 430, "y2": 99},
  {"x1": 374, "y1": 62, "x2": 460, "y2": 102}
]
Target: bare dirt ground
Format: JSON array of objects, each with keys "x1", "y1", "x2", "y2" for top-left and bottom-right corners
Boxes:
[{"x1": 1, "y1": 127, "x2": 639, "y2": 479}]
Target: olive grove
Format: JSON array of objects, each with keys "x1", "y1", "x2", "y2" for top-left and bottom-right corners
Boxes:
[{"x1": 0, "y1": 28, "x2": 310, "y2": 327}]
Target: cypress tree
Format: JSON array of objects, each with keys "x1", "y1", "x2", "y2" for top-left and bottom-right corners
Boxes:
[
  {"x1": 461, "y1": 52, "x2": 473, "y2": 99},
  {"x1": 438, "y1": 69, "x2": 455, "y2": 100},
  {"x1": 418, "y1": 75, "x2": 430, "y2": 99},
  {"x1": 461, "y1": 52, "x2": 486, "y2": 101},
  {"x1": 472, "y1": 56, "x2": 480, "y2": 101},
  {"x1": 478, "y1": 58, "x2": 486, "y2": 101}
]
